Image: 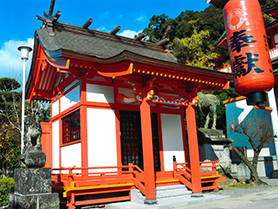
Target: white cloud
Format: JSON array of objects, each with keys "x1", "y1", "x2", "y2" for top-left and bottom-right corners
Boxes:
[
  {"x1": 0, "y1": 38, "x2": 34, "y2": 79},
  {"x1": 118, "y1": 30, "x2": 143, "y2": 39},
  {"x1": 97, "y1": 27, "x2": 108, "y2": 32},
  {"x1": 136, "y1": 15, "x2": 146, "y2": 22}
]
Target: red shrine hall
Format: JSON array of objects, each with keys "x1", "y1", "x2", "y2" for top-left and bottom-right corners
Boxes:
[{"x1": 26, "y1": 10, "x2": 234, "y2": 208}]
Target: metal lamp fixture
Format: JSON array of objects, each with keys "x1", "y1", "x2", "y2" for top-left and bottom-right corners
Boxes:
[{"x1": 18, "y1": 46, "x2": 32, "y2": 153}]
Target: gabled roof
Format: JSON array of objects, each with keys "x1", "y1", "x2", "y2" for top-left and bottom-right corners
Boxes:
[
  {"x1": 26, "y1": 19, "x2": 235, "y2": 102},
  {"x1": 37, "y1": 22, "x2": 177, "y2": 63}
]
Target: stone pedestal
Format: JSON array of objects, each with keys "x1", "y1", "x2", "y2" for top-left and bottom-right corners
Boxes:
[
  {"x1": 9, "y1": 168, "x2": 59, "y2": 209},
  {"x1": 198, "y1": 128, "x2": 233, "y2": 145},
  {"x1": 198, "y1": 128, "x2": 233, "y2": 170}
]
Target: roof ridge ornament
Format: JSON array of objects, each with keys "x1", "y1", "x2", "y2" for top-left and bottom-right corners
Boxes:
[
  {"x1": 162, "y1": 25, "x2": 171, "y2": 40},
  {"x1": 150, "y1": 25, "x2": 171, "y2": 48},
  {"x1": 110, "y1": 26, "x2": 121, "y2": 35},
  {"x1": 36, "y1": 0, "x2": 60, "y2": 37},
  {"x1": 135, "y1": 33, "x2": 147, "y2": 41},
  {"x1": 82, "y1": 18, "x2": 93, "y2": 29}
]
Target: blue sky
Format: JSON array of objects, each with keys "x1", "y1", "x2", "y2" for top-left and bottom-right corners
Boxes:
[{"x1": 0, "y1": 0, "x2": 209, "y2": 83}]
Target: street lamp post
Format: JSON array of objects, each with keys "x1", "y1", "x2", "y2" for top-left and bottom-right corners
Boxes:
[{"x1": 18, "y1": 46, "x2": 32, "y2": 154}]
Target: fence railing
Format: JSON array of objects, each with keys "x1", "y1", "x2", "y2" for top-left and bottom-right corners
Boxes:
[
  {"x1": 173, "y1": 158, "x2": 223, "y2": 191},
  {"x1": 51, "y1": 163, "x2": 146, "y2": 194}
]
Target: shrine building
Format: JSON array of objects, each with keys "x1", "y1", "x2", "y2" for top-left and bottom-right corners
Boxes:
[{"x1": 26, "y1": 9, "x2": 234, "y2": 208}]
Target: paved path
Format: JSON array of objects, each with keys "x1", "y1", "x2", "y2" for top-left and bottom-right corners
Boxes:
[{"x1": 183, "y1": 187, "x2": 278, "y2": 209}]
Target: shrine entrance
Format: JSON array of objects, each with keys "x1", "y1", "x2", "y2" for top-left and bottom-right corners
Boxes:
[{"x1": 120, "y1": 110, "x2": 161, "y2": 171}]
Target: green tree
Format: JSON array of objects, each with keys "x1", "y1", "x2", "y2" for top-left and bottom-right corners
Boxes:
[
  {"x1": 0, "y1": 77, "x2": 21, "y2": 121},
  {"x1": 172, "y1": 27, "x2": 220, "y2": 68},
  {"x1": 0, "y1": 78, "x2": 21, "y2": 175},
  {"x1": 143, "y1": 6, "x2": 228, "y2": 68},
  {"x1": 143, "y1": 14, "x2": 176, "y2": 42},
  {"x1": 143, "y1": 6, "x2": 225, "y2": 43},
  {"x1": 0, "y1": 77, "x2": 50, "y2": 175},
  {"x1": 0, "y1": 175, "x2": 14, "y2": 206}
]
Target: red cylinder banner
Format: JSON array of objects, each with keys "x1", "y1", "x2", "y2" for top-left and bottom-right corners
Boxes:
[{"x1": 223, "y1": 0, "x2": 274, "y2": 95}]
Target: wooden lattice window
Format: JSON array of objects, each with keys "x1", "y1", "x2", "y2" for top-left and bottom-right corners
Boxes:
[
  {"x1": 62, "y1": 109, "x2": 81, "y2": 144},
  {"x1": 120, "y1": 111, "x2": 161, "y2": 171}
]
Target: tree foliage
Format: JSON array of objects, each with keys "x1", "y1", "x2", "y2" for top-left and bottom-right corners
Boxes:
[
  {"x1": 172, "y1": 28, "x2": 220, "y2": 68},
  {"x1": 0, "y1": 78, "x2": 21, "y2": 175},
  {"x1": 0, "y1": 77, "x2": 50, "y2": 175},
  {"x1": 0, "y1": 175, "x2": 14, "y2": 206},
  {"x1": 259, "y1": 0, "x2": 277, "y2": 9},
  {"x1": 143, "y1": 6, "x2": 229, "y2": 69}
]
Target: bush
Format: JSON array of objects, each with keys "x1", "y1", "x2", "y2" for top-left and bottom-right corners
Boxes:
[{"x1": 0, "y1": 175, "x2": 14, "y2": 206}]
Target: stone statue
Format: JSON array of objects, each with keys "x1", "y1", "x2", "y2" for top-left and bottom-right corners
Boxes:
[
  {"x1": 10, "y1": 109, "x2": 59, "y2": 208},
  {"x1": 197, "y1": 92, "x2": 220, "y2": 130},
  {"x1": 19, "y1": 110, "x2": 46, "y2": 168}
]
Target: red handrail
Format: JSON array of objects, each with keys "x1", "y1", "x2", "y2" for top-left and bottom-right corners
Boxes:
[
  {"x1": 200, "y1": 159, "x2": 220, "y2": 174},
  {"x1": 51, "y1": 163, "x2": 146, "y2": 194}
]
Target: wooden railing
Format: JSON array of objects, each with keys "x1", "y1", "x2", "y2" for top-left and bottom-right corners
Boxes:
[
  {"x1": 200, "y1": 159, "x2": 220, "y2": 175},
  {"x1": 200, "y1": 159, "x2": 225, "y2": 191},
  {"x1": 51, "y1": 163, "x2": 145, "y2": 208},
  {"x1": 173, "y1": 158, "x2": 225, "y2": 192},
  {"x1": 173, "y1": 161, "x2": 192, "y2": 189}
]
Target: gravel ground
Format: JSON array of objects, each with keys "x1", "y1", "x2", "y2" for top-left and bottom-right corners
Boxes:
[{"x1": 211, "y1": 177, "x2": 278, "y2": 197}]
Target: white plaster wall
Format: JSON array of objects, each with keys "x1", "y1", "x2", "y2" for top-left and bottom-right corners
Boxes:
[
  {"x1": 61, "y1": 143, "x2": 82, "y2": 173},
  {"x1": 161, "y1": 114, "x2": 185, "y2": 171},
  {"x1": 87, "y1": 84, "x2": 114, "y2": 103},
  {"x1": 52, "y1": 120, "x2": 60, "y2": 173},
  {"x1": 60, "y1": 85, "x2": 80, "y2": 112},
  {"x1": 52, "y1": 100, "x2": 59, "y2": 117},
  {"x1": 87, "y1": 108, "x2": 117, "y2": 172},
  {"x1": 247, "y1": 147, "x2": 270, "y2": 158}
]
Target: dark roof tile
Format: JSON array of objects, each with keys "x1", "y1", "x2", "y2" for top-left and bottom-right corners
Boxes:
[{"x1": 37, "y1": 22, "x2": 177, "y2": 63}]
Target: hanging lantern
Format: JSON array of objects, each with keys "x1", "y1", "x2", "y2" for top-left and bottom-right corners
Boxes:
[{"x1": 223, "y1": 0, "x2": 274, "y2": 105}]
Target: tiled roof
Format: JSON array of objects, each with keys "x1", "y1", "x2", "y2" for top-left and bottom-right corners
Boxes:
[{"x1": 37, "y1": 22, "x2": 177, "y2": 63}]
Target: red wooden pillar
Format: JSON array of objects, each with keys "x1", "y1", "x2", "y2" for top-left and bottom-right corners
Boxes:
[
  {"x1": 140, "y1": 97, "x2": 157, "y2": 204},
  {"x1": 80, "y1": 78, "x2": 88, "y2": 176},
  {"x1": 186, "y1": 101, "x2": 202, "y2": 195}
]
